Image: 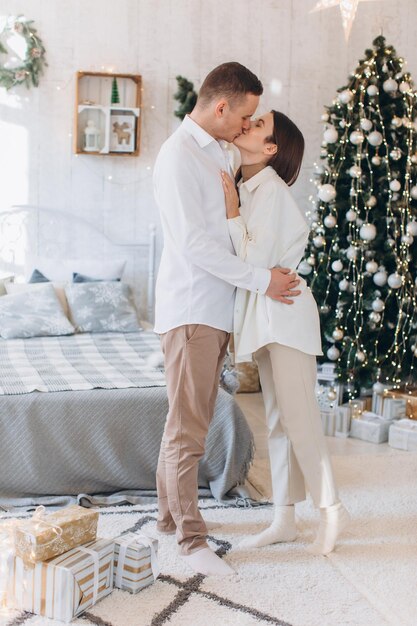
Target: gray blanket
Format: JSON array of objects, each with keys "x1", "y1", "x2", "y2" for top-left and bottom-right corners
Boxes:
[{"x1": 0, "y1": 383, "x2": 254, "y2": 510}]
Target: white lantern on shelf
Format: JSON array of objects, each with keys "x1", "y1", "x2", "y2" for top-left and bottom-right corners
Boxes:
[{"x1": 84, "y1": 120, "x2": 100, "y2": 152}]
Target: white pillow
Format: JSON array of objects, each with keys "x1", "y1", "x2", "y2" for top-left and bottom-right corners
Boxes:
[
  {"x1": 25, "y1": 257, "x2": 127, "y2": 282},
  {"x1": 25, "y1": 257, "x2": 71, "y2": 282},
  {"x1": 64, "y1": 258, "x2": 126, "y2": 280},
  {"x1": 6, "y1": 282, "x2": 69, "y2": 317}
]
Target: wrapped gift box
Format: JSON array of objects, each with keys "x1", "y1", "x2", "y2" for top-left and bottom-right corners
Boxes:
[
  {"x1": 350, "y1": 411, "x2": 395, "y2": 444},
  {"x1": 14, "y1": 504, "x2": 98, "y2": 564},
  {"x1": 335, "y1": 404, "x2": 351, "y2": 437},
  {"x1": 114, "y1": 532, "x2": 159, "y2": 594},
  {"x1": 320, "y1": 410, "x2": 335, "y2": 436},
  {"x1": 383, "y1": 387, "x2": 417, "y2": 420},
  {"x1": 5, "y1": 537, "x2": 113, "y2": 623},
  {"x1": 388, "y1": 419, "x2": 417, "y2": 451}
]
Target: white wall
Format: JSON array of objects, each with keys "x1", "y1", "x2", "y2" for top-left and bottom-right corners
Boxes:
[{"x1": 1, "y1": 0, "x2": 416, "y2": 301}]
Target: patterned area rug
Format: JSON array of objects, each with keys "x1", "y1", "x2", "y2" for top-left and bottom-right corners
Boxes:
[{"x1": 1, "y1": 451, "x2": 417, "y2": 626}]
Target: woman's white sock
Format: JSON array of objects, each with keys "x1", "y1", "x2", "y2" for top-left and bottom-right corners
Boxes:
[
  {"x1": 238, "y1": 505, "x2": 297, "y2": 549},
  {"x1": 307, "y1": 501, "x2": 350, "y2": 556}
]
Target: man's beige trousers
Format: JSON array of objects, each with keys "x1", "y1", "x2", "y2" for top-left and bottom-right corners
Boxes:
[
  {"x1": 156, "y1": 324, "x2": 230, "y2": 555},
  {"x1": 254, "y1": 342, "x2": 338, "y2": 508}
]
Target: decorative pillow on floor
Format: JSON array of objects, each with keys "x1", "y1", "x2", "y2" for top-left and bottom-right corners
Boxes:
[
  {"x1": 65, "y1": 282, "x2": 141, "y2": 333},
  {"x1": 0, "y1": 284, "x2": 75, "y2": 339}
]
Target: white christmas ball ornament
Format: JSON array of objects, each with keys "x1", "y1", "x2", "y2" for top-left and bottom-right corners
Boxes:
[
  {"x1": 391, "y1": 116, "x2": 403, "y2": 128},
  {"x1": 346, "y1": 209, "x2": 357, "y2": 222},
  {"x1": 338, "y1": 89, "x2": 353, "y2": 104},
  {"x1": 373, "y1": 271, "x2": 387, "y2": 286},
  {"x1": 371, "y1": 155, "x2": 381, "y2": 166},
  {"x1": 366, "y1": 260, "x2": 378, "y2": 273},
  {"x1": 373, "y1": 381, "x2": 385, "y2": 394},
  {"x1": 349, "y1": 165, "x2": 362, "y2": 178},
  {"x1": 383, "y1": 78, "x2": 398, "y2": 93},
  {"x1": 388, "y1": 273, "x2": 403, "y2": 289},
  {"x1": 350, "y1": 130, "x2": 364, "y2": 145},
  {"x1": 318, "y1": 184, "x2": 336, "y2": 202},
  {"x1": 366, "y1": 195, "x2": 377, "y2": 207},
  {"x1": 298, "y1": 261, "x2": 313, "y2": 276},
  {"x1": 372, "y1": 298, "x2": 385, "y2": 312},
  {"x1": 323, "y1": 126, "x2": 338, "y2": 143},
  {"x1": 321, "y1": 112, "x2": 329, "y2": 122},
  {"x1": 402, "y1": 234, "x2": 414, "y2": 246},
  {"x1": 327, "y1": 346, "x2": 340, "y2": 361},
  {"x1": 369, "y1": 311, "x2": 381, "y2": 323},
  {"x1": 346, "y1": 246, "x2": 358, "y2": 261},
  {"x1": 389, "y1": 179, "x2": 401, "y2": 192},
  {"x1": 406, "y1": 221, "x2": 417, "y2": 236},
  {"x1": 360, "y1": 118, "x2": 373, "y2": 131},
  {"x1": 313, "y1": 235, "x2": 326, "y2": 248},
  {"x1": 307, "y1": 255, "x2": 316, "y2": 265},
  {"x1": 339, "y1": 278, "x2": 349, "y2": 291},
  {"x1": 410, "y1": 186, "x2": 417, "y2": 200},
  {"x1": 360, "y1": 223, "x2": 377, "y2": 241},
  {"x1": 356, "y1": 351, "x2": 366, "y2": 363},
  {"x1": 332, "y1": 328, "x2": 344, "y2": 341},
  {"x1": 367, "y1": 131, "x2": 383, "y2": 146},
  {"x1": 390, "y1": 147, "x2": 402, "y2": 161},
  {"x1": 399, "y1": 81, "x2": 411, "y2": 93},
  {"x1": 367, "y1": 85, "x2": 378, "y2": 97},
  {"x1": 331, "y1": 259, "x2": 343, "y2": 272},
  {"x1": 324, "y1": 214, "x2": 337, "y2": 228}
]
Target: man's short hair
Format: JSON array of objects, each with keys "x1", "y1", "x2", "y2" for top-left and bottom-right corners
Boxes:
[{"x1": 198, "y1": 62, "x2": 263, "y2": 107}]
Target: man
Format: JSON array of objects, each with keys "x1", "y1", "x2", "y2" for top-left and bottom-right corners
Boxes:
[{"x1": 153, "y1": 62, "x2": 301, "y2": 576}]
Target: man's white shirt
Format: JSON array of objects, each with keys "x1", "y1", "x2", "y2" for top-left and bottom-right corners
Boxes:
[{"x1": 153, "y1": 115, "x2": 270, "y2": 334}]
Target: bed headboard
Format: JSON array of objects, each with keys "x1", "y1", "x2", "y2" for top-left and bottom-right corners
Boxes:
[{"x1": 0, "y1": 205, "x2": 156, "y2": 322}]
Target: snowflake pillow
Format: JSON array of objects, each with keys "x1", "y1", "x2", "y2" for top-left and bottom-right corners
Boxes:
[
  {"x1": 0, "y1": 284, "x2": 75, "y2": 339},
  {"x1": 65, "y1": 282, "x2": 141, "y2": 333}
]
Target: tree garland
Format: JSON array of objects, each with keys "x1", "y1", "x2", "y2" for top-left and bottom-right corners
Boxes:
[{"x1": 0, "y1": 15, "x2": 47, "y2": 90}]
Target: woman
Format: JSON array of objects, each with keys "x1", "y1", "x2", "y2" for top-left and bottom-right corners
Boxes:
[{"x1": 221, "y1": 110, "x2": 349, "y2": 555}]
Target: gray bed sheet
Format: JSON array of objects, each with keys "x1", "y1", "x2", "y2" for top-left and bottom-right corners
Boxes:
[{"x1": 0, "y1": 385, "x2": 254, "y2": 509}]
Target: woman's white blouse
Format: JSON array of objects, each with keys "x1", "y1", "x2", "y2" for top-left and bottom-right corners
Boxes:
[{"x1": 228, "y1": 166, "x2": 323, "y2": 362}]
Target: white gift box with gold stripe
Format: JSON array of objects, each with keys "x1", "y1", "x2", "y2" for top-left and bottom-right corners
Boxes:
[
  {"x1": 113, "y1": 532, "x2": 159, "y2": 594},
  {"x1": 5, "y1": 538, "x2": 114, "y2": 623}
]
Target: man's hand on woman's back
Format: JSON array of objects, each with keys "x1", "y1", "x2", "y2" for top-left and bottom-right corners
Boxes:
[{"x1": 266, "y1": 268, "x2": 301, "y2": 304}]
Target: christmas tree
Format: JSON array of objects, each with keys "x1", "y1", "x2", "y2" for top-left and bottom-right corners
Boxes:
[
  {"x1": 173, "y1": 75, "x2": 197, "y2": 120},
  {"x1": 111, "y1": 76, "x2": 120, "y2": 105},
  {"x1": 298, "y1": 36, "x2": 417, "y2": 397}
]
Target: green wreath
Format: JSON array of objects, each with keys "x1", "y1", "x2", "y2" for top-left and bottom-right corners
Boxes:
[{"x1": 0, "y1": 15, "x2": 47, "y2": 89}]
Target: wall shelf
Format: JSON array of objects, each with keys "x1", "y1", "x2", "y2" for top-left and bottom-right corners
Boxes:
[{"x1": 74, "y1": 71, "x2": 142, "y2": 156}]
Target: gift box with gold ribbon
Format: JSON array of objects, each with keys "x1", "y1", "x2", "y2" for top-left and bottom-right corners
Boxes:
[
  {"x1": 14, "y1": 505, "x2": 98, "y2": 565},
  {"x1": 383, "y1": 387, "x2": 417, "y2": 420},
  {"x1": 4, "y1": 537, "x2": 114, "y2": 622},
  {"x1": 113, "y1": 532, "x2": 159, "y2": 594}
]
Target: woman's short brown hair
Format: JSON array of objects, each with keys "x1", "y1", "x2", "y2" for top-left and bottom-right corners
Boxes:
[
  {"x1": 198, "y1": 62, "x2": 263, "y2": 107},
  {"x1": 266, "y1": 110, "x2": 304, "y2": 186}
]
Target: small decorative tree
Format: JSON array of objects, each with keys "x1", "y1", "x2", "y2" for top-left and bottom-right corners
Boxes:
[
  {"x1": 111, "y1": 76, "x2": 120, "y2": 105},
  {"x1": 299, "y1": 36, "x2": 417, "y2": 398},
  {"x1": 173, "y1": 75, "x2": 197, "y2": 120}
]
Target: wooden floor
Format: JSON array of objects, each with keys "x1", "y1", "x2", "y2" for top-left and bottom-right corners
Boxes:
[{"x1": 235, "y1": 392, "x2": 396, "y2": 461}]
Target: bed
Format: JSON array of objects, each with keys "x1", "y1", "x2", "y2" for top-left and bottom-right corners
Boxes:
[{"x1": 0, "y1": 206, "x2": 254, "y2": 509}]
